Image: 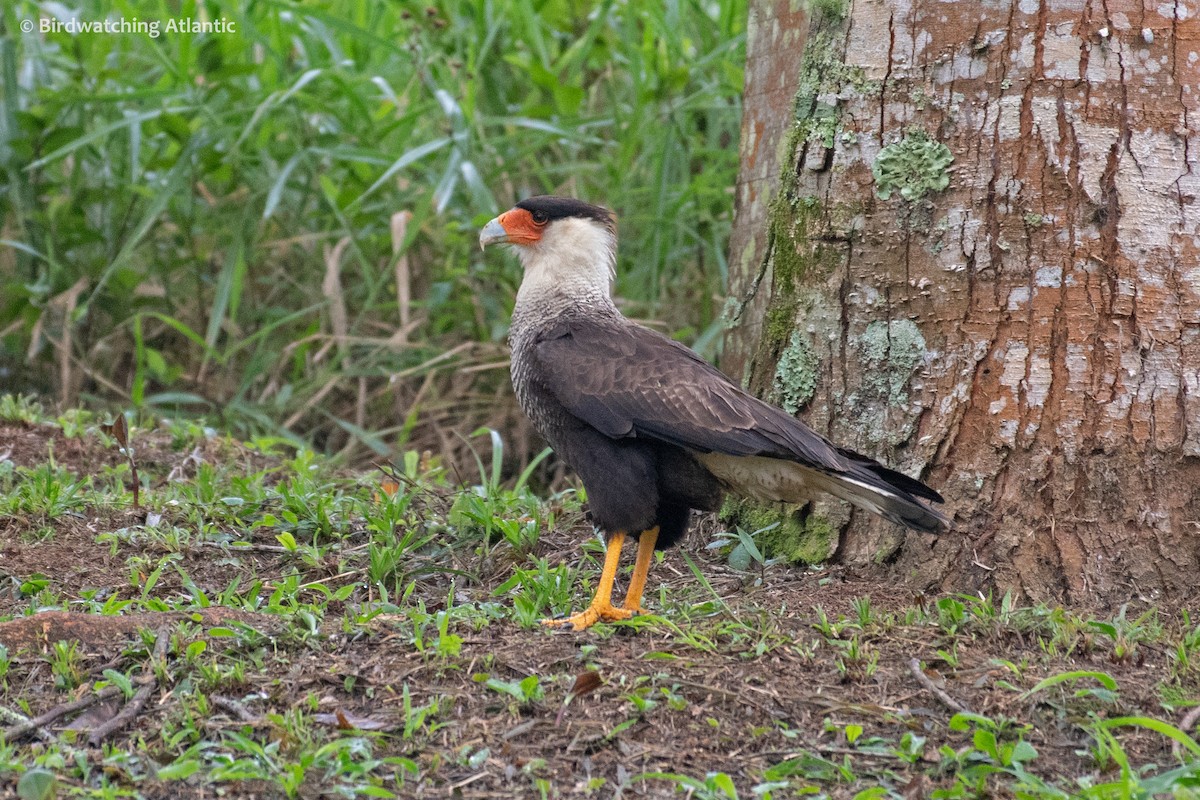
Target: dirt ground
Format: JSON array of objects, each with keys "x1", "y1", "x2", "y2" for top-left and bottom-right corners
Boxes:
[{"x1": 1, "y1": 419, "x2": 1197, "y2": 798}]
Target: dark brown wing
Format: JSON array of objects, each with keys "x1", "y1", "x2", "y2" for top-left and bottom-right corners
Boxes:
[
  {"x1": 534, "y1": 315, "x2": 852, "y2": 473},
  {"x1": 533, "y1": 315, "x2": 948, "y2": 531}
]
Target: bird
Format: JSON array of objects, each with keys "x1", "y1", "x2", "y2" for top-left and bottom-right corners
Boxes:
[{"x1": 479, "y1": 195, "x2": 949, "y2": 631}]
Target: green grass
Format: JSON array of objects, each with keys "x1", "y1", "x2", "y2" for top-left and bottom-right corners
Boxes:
[
  {"x1": 1, "y1": 396, "x2": 1199, "y2": 798},
  {"x1": 1, "y1": 0, "x2": 745, "y2": 458}
]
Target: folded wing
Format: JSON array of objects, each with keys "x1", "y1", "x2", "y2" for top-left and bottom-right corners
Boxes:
[{"x1": 533, "y1": 316, "x2": 948, "y2": 532}]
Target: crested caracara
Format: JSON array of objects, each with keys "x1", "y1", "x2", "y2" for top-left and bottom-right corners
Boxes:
[{"x1": 480, "y1": 196, "x2": 949, "y2": 631}]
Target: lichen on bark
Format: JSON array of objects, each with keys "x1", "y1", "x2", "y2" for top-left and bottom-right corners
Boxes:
[
  {"x1": 855, "y1": 319, "x2": 927, "y2": 408},
  {"x1": 773, "y1": 329, "x2": 820, "y2": 413},
  {"x1": 727, "y1": 0, "x2": 1200, "y2": 605},
  {"x1": 872, "y1": 131, "x2": 953, "y2": 201}
]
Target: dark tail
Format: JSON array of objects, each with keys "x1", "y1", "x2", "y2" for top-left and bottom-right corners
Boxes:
[{"x1": 833, "y1": 447, "x2": 950, "y2": 533}]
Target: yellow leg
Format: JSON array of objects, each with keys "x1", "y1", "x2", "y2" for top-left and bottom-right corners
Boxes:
[
  {"x1": 621, "y1": 527, "x2": 659, "y2": 614},
  {"x1": 542, "y1": 531, "x2": 634, "y2": 631}
]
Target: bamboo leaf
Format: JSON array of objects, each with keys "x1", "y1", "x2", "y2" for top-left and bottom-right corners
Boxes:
[
  {"x1": 205, "y1": 240, "x2": 245, "y2": 350},
  {"x1": 26, "y1": 108, "x2": 182, "y2": 170},
  {"x1": 1020, "y1": 670, "x2": 1119, "y2": 700},
  {"x1": 1102, "y1": 716, "x2": 1200, "y2": 757},
  {"x1": 350, "y1": 137, "x2": 451, "y2": 208},
  {"x1": 263, "y1": 153, "x2": 303, "y2": 220},
  {"x1": 84, "y1": 136, "x2": 200, "y2": 313}
]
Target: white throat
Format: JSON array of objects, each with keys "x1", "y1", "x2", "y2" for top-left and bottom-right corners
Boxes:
[{"x1": 513, "y1": 217, "x2": 618, "y2": 314}]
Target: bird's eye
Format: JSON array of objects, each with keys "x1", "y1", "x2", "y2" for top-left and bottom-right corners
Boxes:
[{"x1": 530, "y1": 210, "x2": 549, "y2": 225}]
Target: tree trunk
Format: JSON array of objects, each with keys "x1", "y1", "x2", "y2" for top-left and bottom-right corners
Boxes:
[{"x1": 725, "y1": 0, "x2": 1200, "y2": 604}]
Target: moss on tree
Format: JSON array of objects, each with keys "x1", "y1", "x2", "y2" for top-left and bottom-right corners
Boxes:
[
  {"x1": 720, "y1": 497, "x2": 837, "y2": 565},
  {"x1": 748, "y1": 5, "x2": 862, "y2": 392}
]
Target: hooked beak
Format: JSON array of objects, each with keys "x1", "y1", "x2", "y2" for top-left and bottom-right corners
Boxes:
[{"x1": 479, "y1": 217, "x2": 509, "y2": 250}]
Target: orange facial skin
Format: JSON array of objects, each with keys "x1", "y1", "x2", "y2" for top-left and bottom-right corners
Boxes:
[{"x1": 494, "y1": 208, "x2": 545, "y2": 245}]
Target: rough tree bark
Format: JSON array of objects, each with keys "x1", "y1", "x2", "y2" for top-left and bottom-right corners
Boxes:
[{"x1": 724, "y1": 0, "x2": 1200, "y2": 604}]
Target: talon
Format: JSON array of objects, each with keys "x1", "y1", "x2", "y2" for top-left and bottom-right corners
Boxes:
[
  {"x1": 542, "y1": 603, "x2": 633, "y2": 631},
  {"x1": 536, "y1": 531, "x2": 630, "y2": 632}
]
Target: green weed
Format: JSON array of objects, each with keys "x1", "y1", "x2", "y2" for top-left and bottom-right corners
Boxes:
[
  {"x1": 2, "y1": 464, "x2": 89, "y2": 518},
  {"x1": 0, "y1": 394, "x2": 41, "y2": 423}
]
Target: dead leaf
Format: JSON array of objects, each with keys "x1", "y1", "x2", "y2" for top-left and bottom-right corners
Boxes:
[
  {"x1": 902, "y1": 774, "x2": 929, "y2": 799},
  {"x1": 314, "y1": 709, "x2": 391, "y2": 731},
  {"x1": 556, "y1": 670, "x2": 603, "y2": 726},
  {"x1": 101, "y1": 414, "x2": 128, "y2": 448},
  {"x1": 568, "y1": 670, "x2": 603, "y2": 699},
  {"x1": 64, "y1": 698, "x2": 123, "y2": 731},
  {"x1": 391, "y1": 210, "x2": 414, "y2": 340},
  {"x1": 100, "y1": 413, "x2": 139, "y2": 508},
  {"x1": 322, "y1": 237, "x2": 350, "y2": 358}
]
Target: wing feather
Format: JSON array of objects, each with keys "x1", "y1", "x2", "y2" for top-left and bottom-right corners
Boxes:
[
  {"x1": 534, "y1": 316, "x2": 847, "y2": 472},
  {"x1": 532, "y1": 315, "x2": 948, "y2": 532}
]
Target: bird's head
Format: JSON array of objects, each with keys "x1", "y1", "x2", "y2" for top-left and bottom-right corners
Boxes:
[{"x1": 480, "y1": 196, "x2": 618, "y2": 302}]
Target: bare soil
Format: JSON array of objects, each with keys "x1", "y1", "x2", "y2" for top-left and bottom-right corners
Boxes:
[{"x1": 0, "y1": 421, "x2": 1196, "y2": 798}]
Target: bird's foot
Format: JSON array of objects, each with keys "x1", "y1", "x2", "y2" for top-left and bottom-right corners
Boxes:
[
  {"x1": 542, "y1": 602, "x2": 634, "y2": 631},
  {"x1": 621, "y1": 603, "x2": 649, "y2": 616}
]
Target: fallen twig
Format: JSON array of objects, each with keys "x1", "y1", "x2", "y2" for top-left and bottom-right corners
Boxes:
[
  {"x1": 87, "y1": 629, "x2": 170, "y2": 746},
  {"x1": 971, "y1": 549, "x2": 995, "y2": 571},
  {"x1": 908, "y1": 657, "x2": 970, "y2": 714},
  {"x1": 667, "y1": 677, "x2": 780, "y2": 714},
  {"x1": 1180, "y1": 705, "x2": 1200, "y2": 735},
  {"x1": 211, "y1": 695, "x2": 258, "y2": 723},
  {"x1": 745, "y1": 745, "x2": 908, "y2": 761},
  {"x1": 0, "y1": 682, "x2": 150, "y2": 742},
  {"x1": 0, "y1": 608, "x2": 283, "y2": 652},
  {"x1": 445, "y1": 771, "x2": 489, "y2": 792},
  {"x1": 0, "y1": 705, "x2": 57, "y2": 743},
  {"x1": 1173, "y1": 705, "x2": 1200, "y2": 760},
  {"x1": 86, "y1": 678, "x2": 157, "y2": 745},
  {"x1": 89, "y1": 652, "x2": 132, "y2": 678},
  {"x1": 195, "y1": 540, "x2": 294, "y2": 555}
]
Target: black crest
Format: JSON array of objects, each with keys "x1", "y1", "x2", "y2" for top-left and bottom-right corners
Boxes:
[{"x1": 516, "y1": 196, "x2": 616, "y2": 233}]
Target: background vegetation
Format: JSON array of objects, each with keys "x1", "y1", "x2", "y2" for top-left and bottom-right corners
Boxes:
[
  {"x1": 0, "y1": 0, "x2": 747, "y2": 461},
  {"x1": 3, "y1": 4, "x2": 1199, "y2": 796}
]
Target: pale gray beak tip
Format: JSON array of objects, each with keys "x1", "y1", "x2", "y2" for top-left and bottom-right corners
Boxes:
[{"x1": 479, "y1": 217, "x2": 508, "y2": 250}]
